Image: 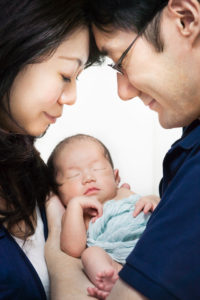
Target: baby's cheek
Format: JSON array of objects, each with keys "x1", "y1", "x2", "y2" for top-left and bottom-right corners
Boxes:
[{"x1": 68, "y1": 182, "x2": 83, "y2": 198}]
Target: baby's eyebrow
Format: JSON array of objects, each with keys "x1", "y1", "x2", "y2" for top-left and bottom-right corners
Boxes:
[
  {"x1": 90, "y1": 159, "x2": 103, "y2": 164},
  {"x1": 65, "y1": 165, "x2": 80, "y2": 169}
]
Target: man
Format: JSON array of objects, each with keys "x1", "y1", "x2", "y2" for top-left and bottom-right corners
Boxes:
[{"x1": 45, "y1": 1, "x2": 200, "y2": 299}]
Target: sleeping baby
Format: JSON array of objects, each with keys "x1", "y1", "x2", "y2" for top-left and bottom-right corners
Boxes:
[{"x1": 47, "y1": 133, "x2": 160, "y2": 299}]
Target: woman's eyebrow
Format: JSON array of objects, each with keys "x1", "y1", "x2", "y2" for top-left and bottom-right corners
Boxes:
[{"x1": 58, "y1": 55, "x2": 84, "y2": 67}]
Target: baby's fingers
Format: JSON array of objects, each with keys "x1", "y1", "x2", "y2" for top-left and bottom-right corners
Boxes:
[
  {"x1": 143, "y1": 202, "x2": 153, "y2": 214},
  {"x1": 133, "y1": 201, "x2": 145, "y2": 217},
  {"x1": 95, "y1": 202, "x2": 103, "y2": 218},
  {"x1": 91, "y1": 216, "x2": 99, "y2": 223},
  {"x1": 87, "y1": 201, "x2": 103, "y2": 219},
  {"x1": 94, "y1": 204, "x2": 103, "y2": 222},
  {"x1": 91, "y1": 209, "x2": 102, "y2": 223}
]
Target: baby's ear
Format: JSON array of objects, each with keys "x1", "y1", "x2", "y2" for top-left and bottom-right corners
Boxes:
[{"x1": 114, "y1": 169, "x2": 120, "y2": 185}]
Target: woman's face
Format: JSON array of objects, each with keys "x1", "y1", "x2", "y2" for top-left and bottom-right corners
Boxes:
[{"x1": 4, "y1": 27, "x2": 89, "y2": 136}]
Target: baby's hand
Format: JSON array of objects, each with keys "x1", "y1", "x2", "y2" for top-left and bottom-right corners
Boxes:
[
  {"x1": 68, "y1": 196, "x2": 103, "y2": 222},
  {"x1": 84, "y1": 197, "x2": 103, "y2": 223},
  {"x1": 133, "y1": 195, "x2": 160, "y2": 217}
]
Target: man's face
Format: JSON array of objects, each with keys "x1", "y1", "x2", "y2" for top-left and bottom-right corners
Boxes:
[{"x1": 92, "y1": 7, "x2": 200, "y2": 129}]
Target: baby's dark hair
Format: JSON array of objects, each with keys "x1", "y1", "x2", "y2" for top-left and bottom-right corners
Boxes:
[{"x1": 47, "y1": 134, "x2": 114, "y2": 194}]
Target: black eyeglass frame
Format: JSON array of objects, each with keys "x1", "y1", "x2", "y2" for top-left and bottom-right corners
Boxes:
[{"x1": 108, "y1": 28, "x2": 146, "y2": 75}]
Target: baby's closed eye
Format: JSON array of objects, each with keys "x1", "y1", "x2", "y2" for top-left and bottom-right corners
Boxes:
[
  {"x1": 66, "y1": 172, "x2": 81, "y2": 179},
  {"x1": 93, "y1": 167, "x2": 106, "y2": 171}
]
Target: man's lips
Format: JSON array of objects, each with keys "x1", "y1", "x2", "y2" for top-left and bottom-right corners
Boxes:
[
  {"x1": 141, "y1": 98, "x2": 156, "y2": 110},
  {"x1": 84, "y1": 187, "x2": 100, "y2": 196},
  {"x1": 148, "y1": 99, "x2": 156, "y2": 109}
]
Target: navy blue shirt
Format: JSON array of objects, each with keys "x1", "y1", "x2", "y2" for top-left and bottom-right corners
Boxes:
[
  {"x1": 0, "y1": 206, "x2": 48, "y2": 300},
  {"x1": 119, "y1": 119, "x2": 200, "y2": 300}
]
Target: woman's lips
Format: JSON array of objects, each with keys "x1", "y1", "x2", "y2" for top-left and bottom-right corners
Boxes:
[
  {"x1": 44, "y1": 112, "x2": 60, "y2": 124},
  {"x1": 84, "y1": 188, "x2": 100, "y2": 196}
]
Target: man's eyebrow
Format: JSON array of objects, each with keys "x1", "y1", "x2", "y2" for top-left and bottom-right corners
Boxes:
[{"x1": 58, "y1": 56, "x2": 84, "y2": 66}]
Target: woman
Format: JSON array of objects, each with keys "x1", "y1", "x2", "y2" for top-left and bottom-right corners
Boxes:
[{"x1": 0, "y1": 0, "x2": 100, "y2": 299}]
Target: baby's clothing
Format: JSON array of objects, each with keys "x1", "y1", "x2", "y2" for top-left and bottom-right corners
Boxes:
[{"x1": 87, "y1": 194, "x2": 150, "y2": 264}]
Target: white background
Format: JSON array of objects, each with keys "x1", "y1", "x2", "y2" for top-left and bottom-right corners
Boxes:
[{"x1": 35, "y1": 61, "x2": 181, "y2": 196}]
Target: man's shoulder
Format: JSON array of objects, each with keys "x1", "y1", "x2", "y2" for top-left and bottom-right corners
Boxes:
[{"x1": 174, "y1": 119, "x2": 200, "y2": 150}]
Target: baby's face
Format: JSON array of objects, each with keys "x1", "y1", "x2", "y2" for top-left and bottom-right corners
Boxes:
[{"x1": 55, "y1": 140, "x2": 119, "y2": 205}]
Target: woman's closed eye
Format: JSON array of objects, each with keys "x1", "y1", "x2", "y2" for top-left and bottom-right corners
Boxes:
[
  {"x1": 61, "y1": 75, "x2": 71, "y2": 83},
  {"x1": 61, "y1": 72, "x2": 80, "y2": 83}
]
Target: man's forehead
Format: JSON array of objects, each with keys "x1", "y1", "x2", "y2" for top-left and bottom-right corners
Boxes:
[{"x1": 92, "y1": 25, "x2": 136, "y2": 55}]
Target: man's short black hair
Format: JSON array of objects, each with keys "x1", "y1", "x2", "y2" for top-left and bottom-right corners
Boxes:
[
  {"x1": 86, "y1": 0, "x2": 168, "y2": 52},
  {"x1": 87, "y1": 0, "x2": 168, "y2": 32}
]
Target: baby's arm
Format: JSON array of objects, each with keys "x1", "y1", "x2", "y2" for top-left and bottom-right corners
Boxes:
[
  {"x1": 133, "y1": 194, "x2": 160, "y2": 217},
  {"x1": 61, "y1": 196, "x2": 103, "y2": 258}
]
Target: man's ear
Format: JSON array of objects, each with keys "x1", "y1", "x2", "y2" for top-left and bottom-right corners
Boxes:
[
  {"x1": 168, "y1": 0, "x2": 200, "y2": 39},
  {"x1": 114, "y1": 169, "x2": 120, "y2": 185}
]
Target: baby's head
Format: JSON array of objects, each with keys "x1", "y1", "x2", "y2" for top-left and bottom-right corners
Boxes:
[{"x1": 47, "y1": 134, "x2": 120, "y2": 206}]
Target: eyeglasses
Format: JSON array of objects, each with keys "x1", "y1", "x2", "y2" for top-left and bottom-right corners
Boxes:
[{"x1": 108, "y1": 29, "x2": 145, "y2": 75}]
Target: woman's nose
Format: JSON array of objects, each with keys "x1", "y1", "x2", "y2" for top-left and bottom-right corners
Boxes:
[
  {"x1": 117, "y1": 72, "x2": 140, "y2": 101},
  {"x1": 58, "y1": 81, "x2": 77, "y2": 105}
]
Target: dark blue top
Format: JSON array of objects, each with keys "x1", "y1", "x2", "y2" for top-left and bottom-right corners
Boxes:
[
  {"x1": 119, "y1": 119, "x2": 200, "y2": 300},
  {"x1": 0, "y1": 206, "x2": 48, "y2": 300}
]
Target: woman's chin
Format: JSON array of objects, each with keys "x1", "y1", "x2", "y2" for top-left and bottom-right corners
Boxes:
[{"x1": 27, "y1": 124, "x2": 50, "y2": 138}]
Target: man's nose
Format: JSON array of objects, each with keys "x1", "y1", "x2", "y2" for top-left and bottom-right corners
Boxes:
[{"x1": 117, "y1": 72, "x2": 140, "y2": 101}]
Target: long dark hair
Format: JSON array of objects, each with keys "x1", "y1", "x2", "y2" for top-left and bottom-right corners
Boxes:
[{"x1": 0, "y1": 0, "x2": 100, "y2": 238}]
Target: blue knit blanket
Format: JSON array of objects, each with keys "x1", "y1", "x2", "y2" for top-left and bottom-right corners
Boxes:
[{"x1": 87, "y1": 194, "x2": 150, "y2": 264}]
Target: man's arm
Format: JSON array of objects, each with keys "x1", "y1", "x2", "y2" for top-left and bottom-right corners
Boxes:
[{"x1": 107, "y1": 279, "x2": 148, "y2": 300}]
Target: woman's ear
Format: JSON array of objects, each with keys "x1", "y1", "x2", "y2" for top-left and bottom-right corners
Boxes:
[
  {"x1": 114, "y1": 169, "x2": 120, "y2": 185},
  {"x1": 168, "y1": 0, "x2": 200, "y2": 38}
]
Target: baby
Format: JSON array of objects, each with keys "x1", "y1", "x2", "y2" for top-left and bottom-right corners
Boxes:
[{"x1": 47, "y1": 134, "x2": 160, "y2": 299}]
